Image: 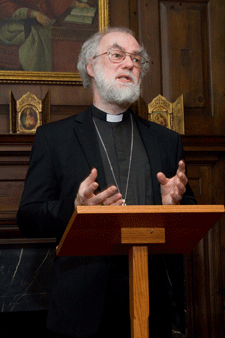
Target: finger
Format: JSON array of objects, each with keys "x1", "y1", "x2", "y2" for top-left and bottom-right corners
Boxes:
[
  {"x1": 82, "y1": 168, "x2": 98, "y2": 186},
  {"x1": 157, "y1": 172, "x2": 168, "y2": 185},
  {"x1": 177, "y1": 172, "x2": 188, "y2": 186},
  {"x1": 170, "y1": 188, "x2": 184, "y2": 204},
  {"x1": 75, "y1": 181, "x2": 98, "y2": 207},
  {"x1": 177, "y1": 177, "x2": 187, "y2": 190},
  {"x1": 82, "y1": 181, "x2": 99, "y2": 199},
  {"x1": 110, "y1": 199, "x2": 124, "y2": 206},
  {"x1": 171, "y1": 179, "x2": 186, "y2": 203},
  {"x1": 84, "y1": 168, "x2": 98, "y2": 183},
  {"x1": 170, "y1": 192, "x2": 182, "y2": 204},
  {"x1": 94, "y1": 185, "x2": 118, "y2": 205},
  {"x1": 80, "y1": 169, "x2": 99, "y2": 198},
  {"x1": 177, "y1": 160, "x2": 186, "y2": 174},
  {"x1": 176, "y1": 182, "x2": 186, "y2": 195},
  {"x1": 176, "y1": 162, "x2": 188, "y2": 186},
  {"x1": 75, "y1": 169, "x2": 98, "y2": 206},
  {"x1": 173, "y1": 172, "x2": 187, "y2": 193},
  {"x1": 103, "y1": 192, "x2": 123, "y2": 206}
]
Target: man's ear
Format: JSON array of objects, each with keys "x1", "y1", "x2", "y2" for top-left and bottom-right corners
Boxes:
[{"x1": 87, "y1": 62, "x2": 94, "y2": 78}]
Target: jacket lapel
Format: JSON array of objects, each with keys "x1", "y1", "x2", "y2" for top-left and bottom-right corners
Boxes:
[
  {"x1": 73, "y1": 107, "x2": 107, "y2": 191},
  {"x1": 133, "y1": 114, "x2": 162, "y2": 205}
]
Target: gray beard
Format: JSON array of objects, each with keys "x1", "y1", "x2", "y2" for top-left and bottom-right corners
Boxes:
[{"x1": 93, "y1": 64, "x2": 141, "y2": 106}]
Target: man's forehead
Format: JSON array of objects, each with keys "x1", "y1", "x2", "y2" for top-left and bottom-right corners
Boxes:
[{"x1": 100, "y1": 32, "x2": 141, "y2": 52}]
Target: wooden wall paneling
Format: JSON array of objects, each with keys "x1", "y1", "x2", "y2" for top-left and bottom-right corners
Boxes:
[
  {"x1": 0, "y1": 167, "x2": 26, "y2": 210},
  {"x1": 137, "y1": 0, "x2": 162, "y2": 103},
  {"x1": 137, "y1": 0, "x2": 225, "y2": 135},
  {"x1": 185, "y1": 251, "x2": 196, "y2": 337},
  {"x1": 208, "y1": 216, "x2": 224, "y2": 338},
  {"x1": 0, "y1": 104, "x2": 10, "y2": 134},
  {"x1": 42, "y1": 85, "x2": 92, "y2": 107},
  {"x1": 183, "y1": 137, "x2": 225, "y2": 338},
  {"x1": 0, "y1": 134, "x2": 56, "y2": 247},
  {"x1": 192, "y1": 167, "x2": 213, "y2": 338},
  {"x1": 0, "y1": 135, "x2": 33, "y2": 214},
  {"x1": 50, "y1": 105, "x2": 90, "y2": 123},
  {"x1": 209, "y1": 0, "x2": 225, "y2": 135},
  {"x1": 0, "y1": 134, "x2": 32, "y2": 244},
  {"x1": 212, "y1": 158, "x2": 225, "y2": 337},
  {"x1": 185, "y1": 162, "x2": 212, "y2": 337},
  {"x1": 109, "y1": 0, "x2": 130, "y2": 27},
  {"x1": 203, "y1": 158, "x2": 225, "y2": 338},
  {"x1": 159, "y1": 1, "x2": 213, "y2": 135},
  {"x1": 128, "y1": 0, "x2": 139, "y2": 39},
  {"x1": 222, "y1": 239, "x2": 225, "y2": 335}
]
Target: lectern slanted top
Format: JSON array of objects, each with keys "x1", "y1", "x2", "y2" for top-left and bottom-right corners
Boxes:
[{"x1": 56, "y1": 205, "x2": 224, "y2": 257}]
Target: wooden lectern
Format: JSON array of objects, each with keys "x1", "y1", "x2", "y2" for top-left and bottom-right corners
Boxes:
[{"x1": 56, "y1": 205, "x2": 224, "y2": 338}]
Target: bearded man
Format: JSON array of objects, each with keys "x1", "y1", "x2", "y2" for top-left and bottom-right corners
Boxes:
[{"x1": 17, "y1": 27, "x2": 196, "y2": 338}]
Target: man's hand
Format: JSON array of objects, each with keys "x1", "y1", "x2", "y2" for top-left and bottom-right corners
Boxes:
[
  {"x1": 74, "y1": 168, "x2": 123, "y2": 207},
  {"x1": 157, "y1": 160, "x2": 188, "y2": 205}
]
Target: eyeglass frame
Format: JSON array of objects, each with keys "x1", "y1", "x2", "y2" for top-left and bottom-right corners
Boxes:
[{"x1": 92, "y1": 49, "x2": 148, "y2": 68}]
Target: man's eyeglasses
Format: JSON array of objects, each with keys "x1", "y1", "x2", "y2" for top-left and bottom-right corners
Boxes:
[{"x1": 93, "y1": 49, "x2": 148, "y2": 68}]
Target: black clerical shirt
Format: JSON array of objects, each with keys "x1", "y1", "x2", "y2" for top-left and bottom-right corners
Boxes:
[{"x1": 92, "y1": 105, "x2": 154, "y2": 205}]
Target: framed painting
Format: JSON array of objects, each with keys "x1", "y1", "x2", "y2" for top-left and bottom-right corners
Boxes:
[
  {"x1": 0, "y1": 0, "x2": 109, "y2": 85},
  {"x1": 10, "y1": 90, "x2": 50, "y2": 133},
  {"x1": 148, "y1": 94, "x2": 185, "y2": 134}
]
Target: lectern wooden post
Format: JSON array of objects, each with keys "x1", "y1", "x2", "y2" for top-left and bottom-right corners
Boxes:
[{"x1": 56, "y1": 205, "x2": 224, "y2": 338}]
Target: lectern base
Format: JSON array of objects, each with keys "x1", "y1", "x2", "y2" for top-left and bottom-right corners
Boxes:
[{"x1": 129, "y1": 246, "x2": 149, "y2": 338}]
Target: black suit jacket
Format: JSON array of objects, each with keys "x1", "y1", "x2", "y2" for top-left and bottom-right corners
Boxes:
[{"x1": 17, "y1": 106, "x2": 196, "y2": 337}]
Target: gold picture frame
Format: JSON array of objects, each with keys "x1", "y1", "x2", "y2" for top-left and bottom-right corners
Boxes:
[
  {"x1": 10, "y1": 91, "x2": 51, "y2": 134},
  {"x1": 148, "y1": 94, "x2": 185, "y2": 134},
  {"x1": 0, "y1": 0, "x2": 109, "y2": 85}
]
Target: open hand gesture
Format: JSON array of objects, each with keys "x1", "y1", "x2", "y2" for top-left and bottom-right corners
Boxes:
[
  {"x1": 157, "y1": 160, "x2": 188, "y2": 205},
  {"x1": 74, "y1": 168, "x2": 123, "y2": 207}
]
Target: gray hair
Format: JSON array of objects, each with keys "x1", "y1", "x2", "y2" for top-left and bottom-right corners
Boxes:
[{"x1": 77, "y1": 27, "x2": 150, "y2": 88}]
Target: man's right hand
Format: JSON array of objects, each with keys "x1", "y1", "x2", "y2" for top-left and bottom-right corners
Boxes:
[{"x1": 74, "y1": 168, "x2": 123, "y2": 207}]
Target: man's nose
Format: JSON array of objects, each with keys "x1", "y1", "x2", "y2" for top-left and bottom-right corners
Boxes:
[{"x1": 121, "y1": 54, "x2": 135, "y2": 68}]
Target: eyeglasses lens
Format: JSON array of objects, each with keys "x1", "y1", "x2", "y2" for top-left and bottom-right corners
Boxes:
[{"x1": 108, "y1": 50, "x2": 143, "y2": 68}]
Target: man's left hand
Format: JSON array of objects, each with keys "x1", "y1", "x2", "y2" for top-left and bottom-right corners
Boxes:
[{"x1": 157, "y1": 160, "x2": 188, "y2": 205}]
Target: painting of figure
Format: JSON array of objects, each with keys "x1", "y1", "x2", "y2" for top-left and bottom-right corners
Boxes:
[
  {"x1": 20, "y1": 107, "x2": 38, "y2": 131},
  {"x1": 0, "y1": 0, "x2": 100, "y2": 73},
  {"x1": 151, "y1": 111, "x2": 169, "y2": 128}
]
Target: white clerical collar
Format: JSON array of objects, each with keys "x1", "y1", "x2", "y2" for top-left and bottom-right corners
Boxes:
[
  {"x1": 92, "y1": 105, "x2": 130, "y2": 123},
  {"x1": 106, "y1": 114, "x2": 123, "y2": 122}
]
